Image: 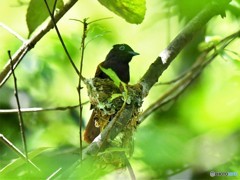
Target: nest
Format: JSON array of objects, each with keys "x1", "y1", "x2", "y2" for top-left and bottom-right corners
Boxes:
[{"x1": 84, "y1": 77, "x2": 143, "y2": 157}]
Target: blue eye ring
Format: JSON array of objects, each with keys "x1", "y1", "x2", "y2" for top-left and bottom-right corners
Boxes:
[{"x1": 119, "y1": 45, "x2": 125, "y2": 51}]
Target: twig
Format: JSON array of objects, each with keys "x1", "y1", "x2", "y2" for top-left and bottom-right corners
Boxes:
[
  {"x1": 43, "y1": 0, "x2": 79, "y2": 75},
  {"x1": 156, "y1": 73, "x2": 188, "y2": 85},
  {"x1": 8, "y1": 50, "x2": 28, "y2": 160},
  {"x1": 70, "y1": 17, "x2": 112, "y2": 49},
  {"x1": 70, "y1": 17, "x2": 112, "y2": 25},
  {"x1": 43, "y1": 1, "x2": 87, "y2": 160},
  {"x1": 51, "y1": 0, "x2": 58, "y2": 15},
  {"x1": 124, "y1": 155, "x2": 136, "y2": 180},
  {"x1": 0, "y1": 0, "x2": 78, "y2": 88},
  {"x1": 77, "y1": 18, "x2": 88, "y2": 160},
  {"x1": 0, "y1": 102, "x2": 88, "y2": 114},
  {"x1": 46, "y1": 167, "x2": 62, "y2": 180},
  {"x1": 0, "y1": 23, "x2": 26, "y2": 42},
  {"x1": 0, "y1": 134, "x2": 40, "y2": 171}
]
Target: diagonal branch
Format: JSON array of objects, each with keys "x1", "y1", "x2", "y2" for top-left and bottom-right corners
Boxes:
[
  {"x1": 0, "y1": 0, "x2": 78, "y2": 88},
  {"x1": 139, "y1": 0, "x2": 231, "y2": 96},
  {"x1": 139, "y1": 29, "x2": 240, "y2": 123},
  {"x1": 43, "y1": 0, "x2": 79, "y2": 75}
]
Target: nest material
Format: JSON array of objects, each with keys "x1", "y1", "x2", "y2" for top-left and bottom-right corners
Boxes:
[
  {"x1": 84, "y1": 77, "x2": 142, "y2": 116},
  {"x1": 85, "y1": 78, "x2": 123, "y2": 114},
  {"x1": 84, "y1": 77, "x2": 143, "y2": 157}
]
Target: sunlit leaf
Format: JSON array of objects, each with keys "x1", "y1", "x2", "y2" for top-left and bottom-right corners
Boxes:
[
  {"x1": 98, "y1": 0, "x2": 146, "y2": 24},
  {"x1": 198, "y1": 35, "x2": 221, "y2": 51},
  {"x1": 26, "y1": 0, "x2": 64, "y2": 37},
  {"x1": 109, "y1": 93, "x2": 122, "y2": 101},
  {"x1": 99, "y1": 66, "x2": 122, "y2": 87},
  {"x1": 0, "y1": 147, "x2": 51, "y2": 175}
]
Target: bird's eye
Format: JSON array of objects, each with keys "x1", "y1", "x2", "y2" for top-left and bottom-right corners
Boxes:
[{"x1": 119, "y1": 45, "x2": 125, "y2": 51}]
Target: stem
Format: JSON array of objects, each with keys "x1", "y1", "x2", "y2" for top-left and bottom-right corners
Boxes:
[
  {"x1": 0, "y1": 102, "x2": 88, "y2": 114},
  {"x1": 43, "y1": 0, "x2": 79, "y2": 75},
  {"x1": 8, "y1": 51, "x2": 28, "y2": 160},
  {"x1": 78, "y1": 18, "x2": 88, "y2": 160}
]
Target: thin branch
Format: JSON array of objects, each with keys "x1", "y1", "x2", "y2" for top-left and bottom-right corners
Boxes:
[
  {"x1": 43, "y1": 0, "x2": 79, "y2": 76},
  {"x1": 51, "y1": 0, "x2": 58, "y2": 15},
  {"x1": 0, "y1": 102, "x2": 88, "y2": 114},
  {"x1": 155, "y1": 73, "x2": 187, "y2": 85},
  {"x1": 125, "y1": 156, "x2": 136, "y2": 180},
  {"x1": 46, "y1": 167, "x2": 62, "y2": 180},
  {"x1": 70, "y1": 17, "x2": 112, "y2": 25},
  {"x1": 43, "y1": 2, "x2": 87, "y2": 159},
  {"x1": 8, "y1": 51, "x2": 28, "y2": 160},
  {"x1": 70, "y1": 17, "x2": 112, "y2": 49},
  {"x1": 0, "y1": 134, "x2": 40, "y2": 171},
  {"x1": 0, "y1": 0, "x2": 78, "y2": 88},
  {"x1": 0, "y1": 23, "x2": 26, "y2": 42},
  {"x1": 77, "y1": 18, "x2": 88, "y2": 160}
]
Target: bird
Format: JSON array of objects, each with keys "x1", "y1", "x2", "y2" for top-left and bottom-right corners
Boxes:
[{"x1": 84, "y1": 44, "x2": 139, "y2": 143}]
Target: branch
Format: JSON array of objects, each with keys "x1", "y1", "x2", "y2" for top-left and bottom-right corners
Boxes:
[
  {"x1": 8, "y1": 51, "x2": 29, "y2": 160},
  {"x1": 84, "y1": 104, "x2": 134, "y2": 156},
  {"x1": 0, "y1": 0, "x2": 78, "y2": 88},
  {"x1": 43, "y1": 0, "x2": 79, "y2": 75},
  {"x1": 0, "y1": 103, "x2": 88, "y2": 114},
  {"x1": 0, "y1": 23, "x2": 26, "y2": 42},
  {"x1": 139, "y1": 29, "x2": 240, "y2": 123},
  {"x1": 139, "y1": 0, "x2": 231, "y2": 96},
  {"x1": 139, "y1": 53, "x2": 208, "y2": 123}
]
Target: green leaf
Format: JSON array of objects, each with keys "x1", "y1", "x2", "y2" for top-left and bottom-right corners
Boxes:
[
  {"x1": 198, "y1": 36, "x2": 221, "y2": 51},
  {"x1": 109, "y1": 93, "x2": 122, "y2": 101},
  {"x1": 26, "y1": 0, "x2": 64, "y2": 37},
  {"x1": 0, "y1": 147, "x2": 51, "y2": 175},
  {"x1": 98, "y1": 0, "x2": 146, "y2": 24},
  {"x1": 99, "y1": 66, "x2": 122, "y2": 87}
]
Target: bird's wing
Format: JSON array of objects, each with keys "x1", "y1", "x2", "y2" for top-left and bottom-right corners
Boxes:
[
  {"x1": 95, "y1": 61, "x2": 105, "y2": 78},
  {"x1": 84, "y1": 110, "x2": 100, "y2": 143}
]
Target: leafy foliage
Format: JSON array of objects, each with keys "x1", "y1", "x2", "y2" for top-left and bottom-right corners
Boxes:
[
  {"x1": 0, "y1": 147, "x2": 49, "y2": 177},
  {"x1": 99, "y1": 66, "x2": 122, "y2": 87},
  {"x1": 98, "y1": 0, "x2": 146, "y2": 24},
  {"x1": 26, "y1": 0, "x2": 64, "y2": 37}
]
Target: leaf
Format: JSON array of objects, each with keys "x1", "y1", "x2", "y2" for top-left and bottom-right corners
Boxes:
[
  {"x1": 26, "y1": 0, "x2": 64, "y2": 37},
  {"x1": 198, "y1": 36, "x2": 221, "y2": 51},
  {"x1": 98, "y1": 0, "x2": 146, "y2": 24},
  {"x1": 109, "y1": 93, "x2": 122, "y2": 101},
  {"x1": 0, "y1": 147, "x2": 51, "y2": 175},
  {"x1": 99, "y1": 66, "x2": 122, "y2": 87}
]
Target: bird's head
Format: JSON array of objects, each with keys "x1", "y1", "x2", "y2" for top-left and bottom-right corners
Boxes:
[{"x1": 106, "y1": 44, "x2": 139, "y2": 63}]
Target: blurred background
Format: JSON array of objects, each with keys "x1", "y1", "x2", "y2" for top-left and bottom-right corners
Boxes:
[{"x1": 0, "y1": 0, "x2": 240, "y2": 179}]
